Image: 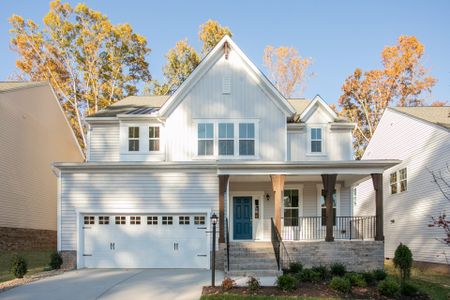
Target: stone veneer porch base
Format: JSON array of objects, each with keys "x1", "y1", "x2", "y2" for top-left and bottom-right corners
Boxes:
[
  {"x1": 0, "y1": 227, "x2": 56, "y2": 251},
  {"x1": 284, "y1": 240, "x2": 384, "y2": 272}
]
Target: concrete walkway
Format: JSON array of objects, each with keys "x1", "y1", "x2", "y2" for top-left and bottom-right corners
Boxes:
[{"x1": 0, "y1": 269, "x2": 224, "y2": 300}]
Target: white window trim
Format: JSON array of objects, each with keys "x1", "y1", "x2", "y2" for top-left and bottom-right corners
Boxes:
[
  {"x1": 193, "y1": 119, "x2": 260, "y2": 160},
  {"x1": 282, "y1": 184, "x2": 304, "y2": 220},
  {"x1": 316, "y1": 184, "x2": 341, "y2": 224},
  {"x1": 119, "y1": 122, "x2": 165, "y2": 159},
  {"x1": 307, "y1": 124, "x2": 327, "y2": 156}
]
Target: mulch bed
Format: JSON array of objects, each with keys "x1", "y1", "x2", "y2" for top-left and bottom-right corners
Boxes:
[{"x1": 202, "y1": 282, "x2": 431, "y2": 299}]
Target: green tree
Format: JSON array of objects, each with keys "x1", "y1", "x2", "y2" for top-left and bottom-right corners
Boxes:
[
  {"x1": 339, "y1": 36, "x2": 436, "y2": 158},
  {"x1": 9, "y1": 0, "x2": 151, "y2": 149},
  {"x1": 199, "y1": 19, "x2": 232, "y2": 56}
]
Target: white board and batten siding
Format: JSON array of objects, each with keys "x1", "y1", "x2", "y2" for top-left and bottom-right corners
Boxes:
[
  {"x1": 355, "y1": 109, "x2": 450, "y2": 264},
  {"x1": 60, "y1": 170, "x2": 219, "y2": 257}
]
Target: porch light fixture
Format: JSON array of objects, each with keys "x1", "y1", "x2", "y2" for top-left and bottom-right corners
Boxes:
[
  {"x1": 210, "y1": 212, "x2": 218, "y2": 287},
  {"x1": 211, "y1": 213, "x2": 218, "y2": 225},
  {"x1": 265, "y1": 193, "x2": 270, "y2": 201}
]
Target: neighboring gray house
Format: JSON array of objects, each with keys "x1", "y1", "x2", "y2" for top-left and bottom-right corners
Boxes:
[
  {"x1": 355, "y1": 107, "x2": 450, "y2": 267},
  {"x1": 0, "y1": 81, "x2": 84, "y2": 251},
  {"x1": 53, "y1": 36, "x2": 398, "y2": 275}
]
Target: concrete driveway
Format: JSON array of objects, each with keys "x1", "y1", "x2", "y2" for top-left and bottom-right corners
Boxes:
[{"x1": 0, "y1": 269, "x2": 224, "y2": 300}]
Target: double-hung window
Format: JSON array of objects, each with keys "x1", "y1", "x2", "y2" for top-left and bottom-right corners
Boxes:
[
  {"x1": 311, "y1": 128, "x2": 322, "y2": 153},
  {"x1": 399, "y1": 168, "x2": 407, "y2": 192},
  {"x1": 128, "y1": 127, "x2": 140, "y2": 151},
  {"x1": 219, "y1": 123, "x2": 234, "y2": 156},
  {"x1": 390, "y1": 172, "x2": 398, "y2": 194},
  {"x1": 149, "y1": 126, "x2": 160, "y2": 151},
  {"x1": 283, "y1": 190, "x2": 299, "y2": 226},
  {"x1": 198, "y1": 123, "x2": 214, "y2": 156},
  {"x1": 239, "y1": 123, "x2": 255, "y2": 156},
  {"x1": 390, "y1": 168, "x2": 407, "y2": 194}
]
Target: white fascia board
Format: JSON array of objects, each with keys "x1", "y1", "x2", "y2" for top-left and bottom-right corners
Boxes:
[
  {"x1": 158, "y1": 35, "x2": 296, "y2": 118},
  {"x1": 300, "y1": 95, "x2": 338, "y2": 121},
  {"x1": 330, "y1": 123, "x2": 356, "y2": 130},
  {"x1": 217, "y1": 168, "x2": 386, "y2": 176},
  {"x1": 85, "y1": 117, "x2": 119, "y2": 124}
]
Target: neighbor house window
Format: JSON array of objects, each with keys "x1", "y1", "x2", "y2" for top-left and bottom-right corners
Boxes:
[
  {"x1": 198, "y1": 123, "x2": 214, "y2": 156},
  {"x1": 311, "y1": 128, "x2": 322, "y2": 153},
  {"x1": 390, "y1": 172, "x2": 398, "y2": 194},
  {"x1": 284, "y1": 190, "x2": 299, "y2": 226},
  {"x1": 239, "y1": 123, "x2": 255, "y2": 155},
  {"x1": 128, "y1": 127, "x2": 140, "y2": 151},
  {"x1": 149, "y1": 126, "x2": 160, "y2": 151},
  {"x1": 219, "y1": 123, "x2": 234, "y2": 156},
  {"x1": 320, "y1": 190, "x2": 336, "y2": 226},
  {"x1": 399, "y1": 168, "x2": 407, "y2": 192}
]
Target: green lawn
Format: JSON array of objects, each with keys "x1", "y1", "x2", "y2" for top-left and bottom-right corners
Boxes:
[{"x1": 0, "y1": 250, "x2": 53, "y2": 283}]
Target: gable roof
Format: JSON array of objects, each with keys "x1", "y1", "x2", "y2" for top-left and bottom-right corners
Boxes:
[
  {"x1": 390, "y1": 106, "x2": 450, "y2": 130},
  {"x1": 299, "y1": 95, "x2": 339, "y2": 121},
  {"x1": 158, "y1": 35, "x2": 296, "y2": 117},
  {"x1": 89, "y1": 96, "x2": 169, "y2": 117},
  {"x1": 0, "y1": 81, "x2": 48, "y2": 93},
  {"x1": 287, "y1": 98, "x2": 311, "y2": 115}
]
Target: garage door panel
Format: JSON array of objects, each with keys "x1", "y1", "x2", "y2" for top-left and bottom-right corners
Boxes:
[{"x1": 82, "y1": 214, "x2": 208, "y2": 269}]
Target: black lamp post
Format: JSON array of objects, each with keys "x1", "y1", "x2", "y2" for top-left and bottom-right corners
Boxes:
[{"x1": 211, "y1": 212, "x2": 218, "y2": 287}]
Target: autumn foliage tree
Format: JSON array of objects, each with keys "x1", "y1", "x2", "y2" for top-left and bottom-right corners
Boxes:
[
  {"x1": 199, "y1": 19, "x2": 232, "y2": 56},
  {"x1": 263, "y1": 46, "x2": 313, "y2": 98},
  {"x1": 9, "y1": 0, "x2": 151, "y2": 149},
  {"x1": 339, "y1": 36, "x2": 436, "y2": 158}
]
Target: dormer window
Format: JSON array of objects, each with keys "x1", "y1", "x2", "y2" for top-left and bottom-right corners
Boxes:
[
  {"x1": 128, "y1": 127, "x2": 140, "y2": 151},
  {"x1": 311, "y1": 128, "x2": 322, "y2": 153},
  {"x1": 149, "y1": 126, "x2": 160, "y2": 151}
]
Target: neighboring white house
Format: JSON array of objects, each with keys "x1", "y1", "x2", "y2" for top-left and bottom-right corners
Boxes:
[
  {"x1": 0, "y1": 81, "x2": 84, "y2": 251},
  {"x1": 53, "y1": 36, "x2": 398, "y2": 273},
  {"x1": 355, "y1": 106, "x2": 450, "y2": 266}
]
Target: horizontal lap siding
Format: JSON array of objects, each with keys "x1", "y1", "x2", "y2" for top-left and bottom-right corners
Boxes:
[
  {"x1": 60, "y1": 171, "x2": 218, "y2": 250},
  {"x1": 89, "y1": 124, "x2": 120, "y2": 161},
  {"x1": 359, "y1": 109, "x2": 450, "y2": 264}
]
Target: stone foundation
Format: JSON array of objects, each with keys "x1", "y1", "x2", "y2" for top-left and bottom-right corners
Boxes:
[
  {"x1": 285, "y1": 240, "x2": 384, "y2": 272},
  {"x1": 60, "y1": 250, "x2": 77, "y2": 270},
  {"x1": 213, "y1": 244, "x2": 225, "y2": 271},
  {"x1": 0, "y1": 227, "x2": 56, "y2": 251}
]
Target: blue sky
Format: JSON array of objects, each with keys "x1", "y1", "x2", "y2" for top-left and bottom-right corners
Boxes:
[{"x1": 1, "y1": 0, "x2": 449, "y2": 104}]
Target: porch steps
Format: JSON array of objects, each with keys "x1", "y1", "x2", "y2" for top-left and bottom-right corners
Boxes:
[{"x1": 225, "y1": 242, "x2": 281, "y2": 277}]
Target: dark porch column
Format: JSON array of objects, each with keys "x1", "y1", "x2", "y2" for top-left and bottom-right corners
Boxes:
[
  {"x1": 321, "y1": 174, "x2": 337, "y2": 242},
  {"x1": 271, "y1": 174, "x2": 285, "y2": 232},
  {"x1": 218, "y1": 175, "x2": 229, "y2": 243},
  {"x1": 371, "y1": 173, "x2": 384, "y2": 241}
]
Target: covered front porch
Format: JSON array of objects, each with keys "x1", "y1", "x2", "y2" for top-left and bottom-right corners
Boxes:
[{"x1": 216, "y1": 160, "x2": 400, "y2": 245}]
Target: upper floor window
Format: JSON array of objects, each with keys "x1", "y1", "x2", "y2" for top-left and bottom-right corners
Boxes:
[
  {"x1": 311, "y1": 128, "x2": 322, "y2": 153},
  {"x1": 219, "y1": 123, "x2": 234, "y2": 156},
  {"x1": 239, "y1": 123, "x2": 255, "y2": 156},
  {"x1": 198, "y1": 123, "x2": 214, "y2": 156},
  {"x1": 390, "y1": 168, "x2": 407, "y2": 195},
  {"x1": 149, "y1": 126, "x2": 160, "y2": 152},
  {"x1": 128, "y1": 127, "x2": 140, "y2": 151}
]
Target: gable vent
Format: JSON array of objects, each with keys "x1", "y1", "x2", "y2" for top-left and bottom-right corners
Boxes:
[{"x1": 222, "y1": 74, "x2": 231, "y2": 94}]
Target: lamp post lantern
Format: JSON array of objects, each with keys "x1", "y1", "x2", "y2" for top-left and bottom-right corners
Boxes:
[{"x1": 211, "y1": 212, "x2": 218, "y2": 287}]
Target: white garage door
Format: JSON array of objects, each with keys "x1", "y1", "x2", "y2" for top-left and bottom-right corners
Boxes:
[{"x1": 82, "y1": 214, "x2": 209, "y2": 268}]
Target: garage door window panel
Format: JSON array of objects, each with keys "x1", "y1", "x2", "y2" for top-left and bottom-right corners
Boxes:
[
  {"x1": 179, "y1": 216, "x2": 190, "y2": 225},
  {"x1": 130, "y1": 216, "x2": 141, "y2": 225},
  {"x1": 147, "y1": 216, "x2": 158, "y2": 225},
  {"x1": 115, "y1": 216, "x2": 126, "y2": 225},
  {"x1": 99, "y1": 216, "x2": 109, "y2": 225},
  {"x1": 194, "y1": 216, "x2": 205, "y2": 225},
  {"x1": 162, "y1": 216, "x2": 173, "y2": 225},
  {"x1": 84, "y1": 216, "x2": 95, "y2": 225}
]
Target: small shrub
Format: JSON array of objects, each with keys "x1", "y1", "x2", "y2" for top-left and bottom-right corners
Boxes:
[
  {"x1": 400, "y1": 281, "x2": 419, "y2": 296},
  {"x1": 49, "y1": 251, "x2": 63, "y2": 270},
  {"x1": 287, "y1": 262, "x2": 303, "y2": 274},
  {"x1": 372, "y1": 269, "x2": 387, "y2": 281},
  {"x1": 362, "y1": 272, "x2": 377, "y2": 286},
  {"x1": 393, "y1": 243, "x2": 413, "y2": 287},
  {"x1": 10, "y1": 254, "x2": 28, "y2": 278},
  {"x1": 345, "y1": 273, "x2": 367, "y2": 287},
  {"x1": 378, "y1": 278, "x2": 400, "y2": 297},
  {"x1": 311, "y1": 265, "x2": 329, "y2": 280},
  {"x1": 329, "y1": 276, "x2": 352, "y2": 293},
  {"x1": 221, "y1": 277, "x2": 235, "y2": 291},
  {"x1": 330, "y1": 263, "x2": 346, "y2": 277},
  {"x1": 296, "y1": 268, "x2": 321, "y2": 283},
  {"x1": 276, "y1": 274, "x2": 298, "y2": 291},
  {"x1": 246, "y1": 276, "x2": 261, "y2": 292}
]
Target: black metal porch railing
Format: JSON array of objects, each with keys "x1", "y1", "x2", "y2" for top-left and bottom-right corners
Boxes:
[
  {"x1": 282, "y1": 216, "x2": 376, "y2": 241},
  {"x1": 225, "y1": 217, "x2": 230, "y2": 271},
  {"x1": 270, "y1": 218, "x2": 291, "y2": 271}
]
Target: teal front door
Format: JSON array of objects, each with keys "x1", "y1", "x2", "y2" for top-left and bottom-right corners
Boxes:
[{"x1": 233, "y1": 197, "x2": 252, "y2": 240}]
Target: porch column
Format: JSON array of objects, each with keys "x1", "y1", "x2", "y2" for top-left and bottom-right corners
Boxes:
[
  {"x1": 371, "y1": 173, "x2": 384, "y2": 241},
  {"x1": 271, "y1": 174, "x2": 285, "y2": 232},
  {"x1": 218, "y1": 175, "x2": 229, "y2": 243},
  {"x1": 321, "y1": 174, "x2": 337, "y2": 242}
]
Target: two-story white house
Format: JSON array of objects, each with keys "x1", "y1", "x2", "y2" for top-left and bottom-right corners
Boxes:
[{"x1": 53, "y1": 36, "x2": 399, "y2": 275}]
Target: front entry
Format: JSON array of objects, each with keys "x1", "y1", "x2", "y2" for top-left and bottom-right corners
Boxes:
[{"x1": 233, "y1": 197, "x2": 252, "y2": 240}]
